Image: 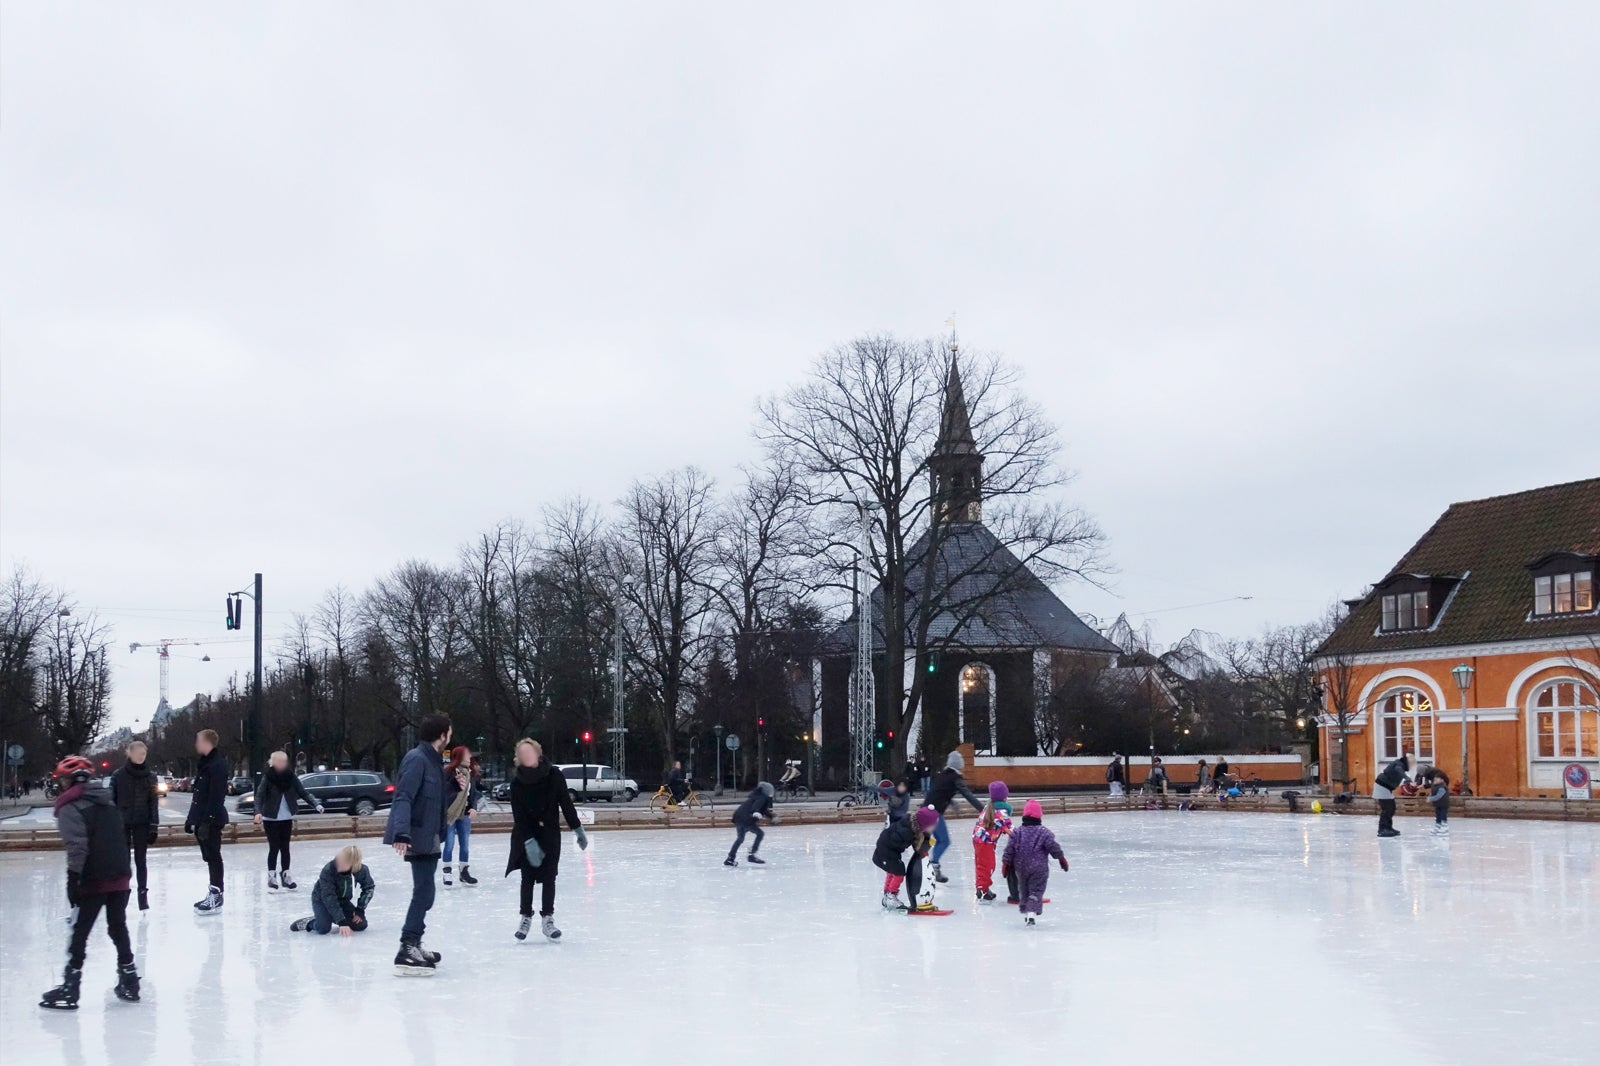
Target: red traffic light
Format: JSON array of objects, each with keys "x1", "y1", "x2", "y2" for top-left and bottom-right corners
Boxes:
[
  {"x1": 757, "y1": 717, "x2": 765, "y2": 728},
  {"x1": 582, "y1": 731, "x2": 592, "y2": 743},
  {"x1": 101, "y1": 761, "x2": 109, "y2": 768},
  {"x1": 887, "y1": 730, "x2": 894, "y2": 740}
]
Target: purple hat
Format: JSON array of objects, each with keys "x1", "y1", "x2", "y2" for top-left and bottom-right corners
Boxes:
[
  {"x1": 913, "y1": 806, "x2": 939, "y2": 831},
  {"x1": 988, "y1": 780, "x2": 1009, "y2": 801}
]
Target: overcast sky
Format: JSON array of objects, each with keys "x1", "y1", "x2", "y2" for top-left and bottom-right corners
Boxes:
[{"x1": 3, "y1": 3, "x2": 1597, "y2": 732}]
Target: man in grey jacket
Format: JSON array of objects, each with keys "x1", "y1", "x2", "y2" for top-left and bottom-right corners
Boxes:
[{"x1": 384, "y1": 714, "x2": 452, "y2": 975}]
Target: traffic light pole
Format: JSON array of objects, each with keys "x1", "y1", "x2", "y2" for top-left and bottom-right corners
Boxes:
[{"x1": 251, "y1": 573, "x2": 263, "y2": 776}]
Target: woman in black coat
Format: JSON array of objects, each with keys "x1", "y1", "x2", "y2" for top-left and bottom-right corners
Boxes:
[{"x1": 505, "y1": 739, "x2": 588, "y2": 942}]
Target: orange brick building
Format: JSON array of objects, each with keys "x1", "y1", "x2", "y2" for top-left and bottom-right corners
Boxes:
[{"x1": 1314, "y1": 479, "x2": 1600, "y2": 798}]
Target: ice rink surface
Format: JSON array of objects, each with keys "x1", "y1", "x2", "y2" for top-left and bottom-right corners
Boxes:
[{"x1": 1, "y1": 812, "x2": 1595, "y2": 1065}]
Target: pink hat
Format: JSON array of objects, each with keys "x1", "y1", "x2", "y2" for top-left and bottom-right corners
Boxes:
[
  {"x1": 1023, "y1": 799, "x2": 1043, "y2": 819},
  {"x1": 913, "y1": 806, "x2": 939, "y2": 831}
]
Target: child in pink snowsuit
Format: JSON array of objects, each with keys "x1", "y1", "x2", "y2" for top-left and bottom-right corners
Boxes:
[
  {"x1": 1001, "y1": 799, "x2": 1067, "y2": 923},
  {"x1": 971, "y1": 780, "x2": 1012, "y2": 902}
]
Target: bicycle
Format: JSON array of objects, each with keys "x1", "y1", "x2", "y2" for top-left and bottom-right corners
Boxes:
[
  {"x1": 649, "y1": 784, "x2": 709, "y2": 813},
  {"x1": 777, "y1": 780, "x2": 813, "y2": 801},
  {"x1": 836, "y1": 779, "x2": 887, "y2": 810}
]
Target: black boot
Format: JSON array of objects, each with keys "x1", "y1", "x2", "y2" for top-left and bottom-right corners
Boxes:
[
  {"x1": 40, "y1": 967, "x2": 82, "y2": 1011},
  {"x1": 138, "y1": 889, "x2": 149, "y2": 911},
  {"x1": 114, "y1": 963, "x2": 141, "y2": 1002},
  {"x1": 394, "y1": 938, "x2": 437, "y2": 977},
  {"x1": 458, "y1": 864, "x2": 478, "y2": 886}
]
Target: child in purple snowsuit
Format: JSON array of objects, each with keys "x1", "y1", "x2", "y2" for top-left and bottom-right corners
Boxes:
[{"x1": 1001, "y1": 799, "x2": 1067, "y2": 923}]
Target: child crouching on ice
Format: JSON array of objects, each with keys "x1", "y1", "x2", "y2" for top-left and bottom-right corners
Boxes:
[
  {"x1": 1001, "y1": 800, "x2": 1067, "y2": 926},
  {"x1": 971, "y1": 780, "x2": 1013, "y2": 902},
  {"x1": 292, "y1": 845, "x2": 375, "y2": 936},
  {"x1": 874, "y1": 806, "x2": 939, "y2": 911}
]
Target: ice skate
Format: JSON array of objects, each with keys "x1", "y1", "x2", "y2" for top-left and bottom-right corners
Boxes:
[
  {"x1": 515, "y1": 915, "x2": 532, "y2": 940},
  {"x1": 442, "y1": 864, "x2": 453, "y2": 887},
  {"x1": 978, "y1": 890, "x2": 996, "y2": 902},
  {"x1": 290, "y1": 916, "x2": 315, "y2": 932},
  {"x1": 114, "y1": 963, "x2": 141, "y2": 1002},
  {"x1": 419, "y1": 943, "x2": 442, "y2": 963},
  {"x1": 881, "y1": 891, "x2": 906, "y2": 911},
  {"x1": 459, "y1": 864, "x2": 478, "y2": 885},
  {"x1": 1024, "y1": 915, "x2": 1036, "y2": 927},
  {"x1": 747, "y1": 853, "x2": 766, "y2": 865},
  {"x1": 541, "y1": 914, "x2": 562, "y2": 941},
  {"x1": 1433, "y1": 823, "x2": 1451, "y2": 837},
  {"x1": 394, "y1": 939, "x2": 436, "y2": 976},
  {"x1": 724, "y1": 856, "x2": 738, "y2": 868},
  {"x1": 1378, "y1": 828, "x2": 1401, "y2": 838},
  {"x1": 39, "y1": 967, "x2": 81, "y2": 1011},
  {"x1": 267, "y1": 871, "x2": 279, "y2": 891},
  {"x1": 194, "y1": 887, "x2": 223, "y2": 915},
  {"x1": 930, "y1": 861, "x2": 948, "y2": 883},
  {"x1": 137, "y1": 889, "x2": 149, "y2": 912},
  {"x1": 280, "y1": 871, "x2": 297, "y2": 890}
]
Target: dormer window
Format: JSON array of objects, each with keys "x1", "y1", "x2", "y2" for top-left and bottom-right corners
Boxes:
[
  {"x1": 1528, "y1": 554, "x2": 1597, "y2": 617},
  {"x1": 1381, "y1": 590, "x2": 1429, "y2": 630},
  {"x1": 1374, "y1": 573, "x2": 1457, "y2": 633}
]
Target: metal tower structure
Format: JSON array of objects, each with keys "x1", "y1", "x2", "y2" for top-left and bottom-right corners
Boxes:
[
  {"x1": 127, "y1": 638, "x2": 236, "y2": 704},
  {"x1": 608, "y1": 577, "x2": 634, "y2": 783},
  {"x1": 850, "y1": 502, "x2": 878, "y2": 791}
]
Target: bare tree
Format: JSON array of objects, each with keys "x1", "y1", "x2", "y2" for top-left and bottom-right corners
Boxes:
[
  {"x1": 758, "y1": 334, "x2": 1106, "y2": 764},
  {"x1": 0, "y1": 567, "x2": 65, "y2": 751},
  {"x1": 38, "y1": 609, "x2": 114, "y2": 757}
]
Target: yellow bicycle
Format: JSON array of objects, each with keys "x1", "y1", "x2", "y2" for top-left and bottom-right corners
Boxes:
[{"x1": 649, "y1": 784, "x2": 708, "y2": 812}]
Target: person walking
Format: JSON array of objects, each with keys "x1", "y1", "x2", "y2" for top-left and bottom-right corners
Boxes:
[
  {"x1": 184, "y1": 729, "x2": 230, "y2": 915},
  {"x1": 723, "y1": 781, "x2": 775, "y2": 868},
  {"x1": 506, "y1": 738, "x2": 588, "y2": 941},
  {"x1": 1373, "y1": 752, "x2": 1413, "y2": 838},
  {"x1": 40, "y1": 756, "x2": 140, "y2": 1009},
  {"x1": 253, "y1": 750, "x2": 324, "y2": 890},
  {"x1": 291, "y1": 845, "x2": 375, "y2": 936},
  {"x1": 442, "y1": 746, "x2": 482, "y2": 888},
  {"x1": 924, "y1": 750, "x2": 983, "y2": 884},
  {"x1": 1194, "y1": 758, "x2": 1211, "y2": 793},
  {"x1": 916, "y1": 756, "x2": 932, "y2": 796},
  {"x1": 1106, "y1": 754, "x2": 1125, "y2": 797},
  {"x1": 384, "y1": 715, "x2": 453, "y2": 975},
  {"x1": 110, "y1": 739, "x2": 160, "y2": 912}
]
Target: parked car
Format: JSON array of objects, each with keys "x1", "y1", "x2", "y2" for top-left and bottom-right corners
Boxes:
[
  {"x1": 236, "y1": 770, "x2": 396, "y2": 817},
  {"x1": 227, "y1": 776, "x2": 254, "y2": 796},
  {"x1": 556, "y1": 764, "x2": 638, "y2": 803},
  {"x1": 490, "y1": 781, "x2": 512, "y2": 802}
]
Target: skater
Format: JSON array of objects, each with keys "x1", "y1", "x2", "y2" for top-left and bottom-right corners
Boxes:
[
  {"x1": 253, "y1": 750, "x2": 324, "y2": 890},
  {"x1": 874, "y1": 805, "x2": 939, "y2": 911},
  {"x1": 1001, "y1": 799, "x2": 1068, "y2": 925},
  {"x1": 724, "y1": 781, "x2": 775, "y2": 867},
  {"x1": 292, "y1": 845, "x2": 375, "y2": 936},
  {"x1": 971, "y1": 780, "x2": 1013, "y2": 902},
  {"x1": 184, "y1": 729, "x2": 230, "y2": 915},
  {"x1": 506, "y1": 738, "x2": 589, "y2": 942},
  {"x1": 1428, "y1": 769, "x2": 1451, "y2": 836},
  {"x1": 877, "y1": 778, "x2": 913, "y2": 824},
  {"x1": 110, "y1": 739, "x2": 160, "y2": 912},
  {"x1": 384, "y1": 714, "x2": 453, "y2": 975},
  {"x1": 1106, "y1": 754, "x2": 1125, "y2": 797},
  {"x1": 441, "y1": 746, "x2": 482, "y2": 888},
  {"x1": 1373, "y1": 752, "x2": 1413, "y2": 838},
  {"x1": 40, "y1": 756, "x2": 140, "y2": 1010},
  {"x1": 924, "y1": 750, "x2": 983, "y2": 884}
]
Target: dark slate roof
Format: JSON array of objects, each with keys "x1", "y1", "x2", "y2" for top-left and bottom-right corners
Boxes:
[
  {"x1": 1318, "y1": 477, "x2": 1600, "y2": 657},
  {"x1": 824, "y1": 521, "x2": 1120, "y2": 656}
]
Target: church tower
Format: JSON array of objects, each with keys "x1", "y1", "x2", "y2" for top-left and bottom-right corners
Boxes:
[{"x1": 929, "y1": 345, "x2": 984, "y2": 525}]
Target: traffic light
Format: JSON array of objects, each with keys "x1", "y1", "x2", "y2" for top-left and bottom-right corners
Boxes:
[
  {"x1": 887, "y1": 730, "x2": 895, "y2": 741},
  {"x1": 582, "y1": 731, "x2": 592, "y2": 744},
  {"x1": 875, "y1": 739, "x2": 884, "y2": 750},
  {"x1": 927, "y1": 652, "x2": 938, "y2": 674},
  {"x1": 225, "y1": 595, "x2": 238, "y2": 630},
  {"x1": 757, "y1": 717, "x2": 765, "y2": 729}
]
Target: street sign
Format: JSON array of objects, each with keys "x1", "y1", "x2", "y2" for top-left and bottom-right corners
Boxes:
[
  {"x1": 5, "y1": 744, "x2": 22, "y2": 761},
  {"x1": 1562, "y1": 763, "x2": 1591, "y2": 800},
  {"x1": 725, "y1": 734, "x2": 741, "y2": 752}
]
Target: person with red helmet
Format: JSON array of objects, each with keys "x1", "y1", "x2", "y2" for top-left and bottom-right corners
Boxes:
[{"x1": 40, "y1": 755, "x2": 140, "y2": 1010}]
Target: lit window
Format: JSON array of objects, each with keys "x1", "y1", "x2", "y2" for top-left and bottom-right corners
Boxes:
[
  {"x1": 1378, "y1": 689, "x2": 1434, "y2": 760},
  {"x1": 1532, "y1": 680, "x2": 1599, "y2": 759},
  {"x1": 1380, "y1": 591, "x2": 1430, "y2": 631},
  {"x1": 1533, "y1": 569, "x2": 1594, "y2": 617}
]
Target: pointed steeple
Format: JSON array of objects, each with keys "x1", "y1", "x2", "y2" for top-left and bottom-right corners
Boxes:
[{"x1": 929, "y1": 337, "x2": 984, "y2": 525}]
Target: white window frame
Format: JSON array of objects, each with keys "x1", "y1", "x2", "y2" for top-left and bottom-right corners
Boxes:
[
  {"x1": 1528, "y1": 678, "x2": 1600, "y2": 761},
  {"x1": 1377, "y1": 688, "x2": 1435, "y2": 761}
]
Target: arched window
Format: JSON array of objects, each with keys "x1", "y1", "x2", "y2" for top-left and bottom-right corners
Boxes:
[
  {"x1": 1532, "y1": 680, "x2": 1599, "y2": 759},
  {"x1": 958, "y1": 662, "x2": 997, "y2": 755},
  {"x1": 1378, "y1": 688, "x2": 1434, "y2": 761}
]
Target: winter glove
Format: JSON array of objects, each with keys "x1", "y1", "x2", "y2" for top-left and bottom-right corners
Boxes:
[
  {"x1": 66, "y1": 871, "x2": 82, "y2": 907},
  {"x1": 1058, "y1": 857, "x2": 1070, "y2": 872},
  {"x1": 316, "y1": 805, "x2": 325, "y2": 815},
  {"x1": 574, "y1": 825, "x2": 589, "y2": 851},
  {"x1": 349, "y1": 909, "x2": 367, "y2": 931}
]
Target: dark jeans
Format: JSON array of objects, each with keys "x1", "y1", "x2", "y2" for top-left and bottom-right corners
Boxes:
[
  {"x1": 727, "y1": 819, "x2": 764, "y2": 860},
  {"x1": 520, "y1": 867, "x2": 558, "y2": 917},
  {"x1": 127, "y1": 833, "x2": 149, "y2": 894},
  {"x1": 1435, "y1": 807, "x2": 1449, "y2": 825},
  {"x1": 263, "y1": 819, "x2": 294, "y2": 871},
  {"x1": 68, "y1": 890, "x2": 133, "y2": 970},
  {"x1": 402, "y1": 855, "x2": 438, "y2": 941},
  {"x1": 197, "y1": 823, "x2": 225, "y2": 890},
  {"x1": 309, "y1": 893, "x2": 336, "y2": 934},
  {"x1": 1377, "y1": 798, "x2": 1397, "y2": 834}
]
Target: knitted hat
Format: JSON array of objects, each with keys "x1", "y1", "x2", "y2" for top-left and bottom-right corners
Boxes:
[
  {"x1": 913, "y1": 806, "x2": 939, "y2": 831},
  {"x1": 988, "y1": 780, "x2": 1009, "y2": 801},
  {"x1": 946, "y1": 750, "x2": 964, "y2": 771},
  {"x1": 758, "y1": 781, "x2": 774, "y2": 797},
  {"x1": 1023, "y1": 799, "x2": 1043, "y2": 819}
]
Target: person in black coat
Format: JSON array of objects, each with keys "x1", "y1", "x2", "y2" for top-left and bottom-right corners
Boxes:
[
  {"x1": 873, "y1": 805, "x2": 938, "y2": 911},
  {"x1": 252, "y1": 751, "x2": 324, "y2": 890},
  {"x1": 184, "y1": 729, "x2": 230, "y2": 914},
  {"x1": 505, "y1": 738, "x2": 588, "y2": 942},
  {"x1": 111, "y1": 740, "x2": 160, "y2": 911},
  {"x1": 1373, "y1": 753, "x2": 1413, "y2": 838},
  {"x1": 923, "y1": 751, "x2": 983, "y2": 883},
  {"x1": 724, "y1": 782, "x2": 774, "y2": 867}
]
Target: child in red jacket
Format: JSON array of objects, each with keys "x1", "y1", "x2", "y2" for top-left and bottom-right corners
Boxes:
[{"x1": 971, "y1": 780, "x2": 1012, "y2": 902}]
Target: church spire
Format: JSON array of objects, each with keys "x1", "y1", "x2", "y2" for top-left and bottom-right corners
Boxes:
[{"x1": 929, "y1": 336, "x2": 984, "y2": 525}]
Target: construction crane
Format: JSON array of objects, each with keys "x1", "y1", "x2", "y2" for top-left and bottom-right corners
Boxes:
[{"x1": 127, "y1": 638, "x2": 243, "y2": 706}]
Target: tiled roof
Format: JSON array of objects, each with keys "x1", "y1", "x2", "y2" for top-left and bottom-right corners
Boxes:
[
  {"x1": 824, "y1": 521, "x2": 1120, "y2": 656},
  {"x1": 1318, "y1": 477, "x2": 1600, "y2": 657}
]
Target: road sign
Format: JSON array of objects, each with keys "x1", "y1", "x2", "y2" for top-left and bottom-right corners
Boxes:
[
  {"x1": 725, "y1": 734, "x2": 741, "y2": 752},
  {"x1": 5, "y1": 743, "x2": 22, "y2": 767},
  {"x1": 1563, "y1": 763, "x2": 1591, "y2": 800}
]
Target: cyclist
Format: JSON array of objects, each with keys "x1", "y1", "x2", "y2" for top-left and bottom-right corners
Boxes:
[
  {"x1": 666, "y1": 761, "x2": 690, "y2": 806},
  {"x1": 778, "y1": 760, "x2": 801, "y2": 795}
]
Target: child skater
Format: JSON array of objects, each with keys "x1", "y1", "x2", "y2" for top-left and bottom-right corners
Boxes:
[
  {"x1": 971, "y1": 780, "x2": 1013, "y2": 902},
  {"x1": 877, "y1": 778, "x2": 913, "y2": 824},
  {"x1": 874, "y1": 805, "x2": 939, "y2": 911},
  {"x1": 1001, "y1": 799, "x2": 1068, "y2": 926},
  {"x1": 1428, "y1": 769, "x2": 1451, "y2": 837},
  {"x1": 291, "y1": 845, "x2": 375, "y2": 936}
]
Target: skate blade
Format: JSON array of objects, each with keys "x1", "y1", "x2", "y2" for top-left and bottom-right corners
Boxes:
[
  {"x1": 393, "y1": 966, "x2": 437, "y2": 977},
  {"x1": 39, "y1": 1002, "x2": 79, "y2": 1011}
]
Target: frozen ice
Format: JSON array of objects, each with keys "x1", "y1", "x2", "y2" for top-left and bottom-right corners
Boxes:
[{"x1": 1, "y1": 812, "x2": 1595, "y2": 1065}]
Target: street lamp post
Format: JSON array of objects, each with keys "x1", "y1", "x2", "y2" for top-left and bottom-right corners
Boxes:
[
  {"x1": 609, "y1": 577, "x2": 634, "y2": 791},
  {"x1": 803, "y1": 731, "x2": 814, "y2": 795},
  {"x1": 714, "y1": 724, "x2": 725, "y2": 796},
  {"x1": 1452, "y1": 662, "x2": 1475, "y2": 796}
]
